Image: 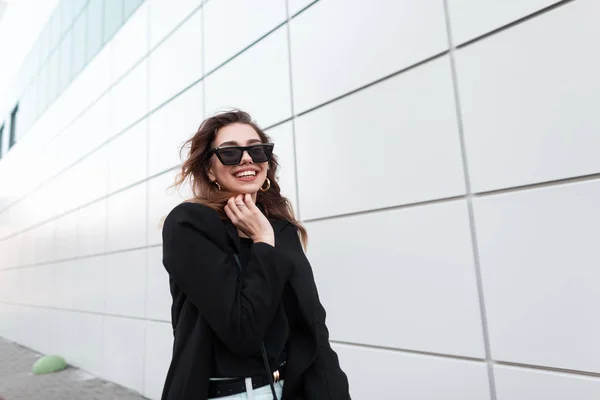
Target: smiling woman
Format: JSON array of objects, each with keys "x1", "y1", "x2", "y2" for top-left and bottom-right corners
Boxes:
[{"x1": 161, "y1": 110, "x2": 350, "y2": 400}]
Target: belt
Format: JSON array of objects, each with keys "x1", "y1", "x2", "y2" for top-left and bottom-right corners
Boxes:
[{"x1": 208, "y1": 364, "x2": 286, "y2": 399}]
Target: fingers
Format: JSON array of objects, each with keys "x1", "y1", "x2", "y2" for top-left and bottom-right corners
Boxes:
[
  {"x1": 243, "y1": 193, "x2": 258, "y2": 212},
  {"x1": 224, "y1": 203, "x2": 234, "y2": 221},
  {"x1": 226, "y1": 197, "x2": 243, "y2": 222}
]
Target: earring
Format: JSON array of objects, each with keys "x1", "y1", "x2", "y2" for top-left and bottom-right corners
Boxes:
[
  {"x1": 213, "y1": 180, "x2": 222, "y2": 190},
  {"x1": 260, "y1": 178, "x2": 271, "y2": 192}
]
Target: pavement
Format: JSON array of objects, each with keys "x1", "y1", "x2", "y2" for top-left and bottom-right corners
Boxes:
[{"x1": 0, "y1": 337, "x2": 147, "y2": 400}]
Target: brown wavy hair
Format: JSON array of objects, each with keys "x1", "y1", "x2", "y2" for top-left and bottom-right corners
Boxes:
[{"x1": 173, "y1": 110, "x2": 307, "y2": 248}]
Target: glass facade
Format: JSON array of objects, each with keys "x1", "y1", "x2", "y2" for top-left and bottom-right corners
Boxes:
[{"x1": 1, "y1": 0, "x2": 146, "y2": 150}]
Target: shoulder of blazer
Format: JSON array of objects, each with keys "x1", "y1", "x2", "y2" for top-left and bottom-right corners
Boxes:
[
  {"x1": 164, "y1": 201, "x2": 294, "y2": 243},
  {"x1": 163, "y1": 202, "x2": 228, "y2": 245}
]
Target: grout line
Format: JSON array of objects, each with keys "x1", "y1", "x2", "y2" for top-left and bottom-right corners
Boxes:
[
  {"x1": 330, "y1": 340, "x2": 485, "y2": 363},
  {"x1": 289, "y1": 0, "x2": 320, "y2": 18},
  {"x1": 295, "y1": 50, "x2": 449, "y2": 118},
  {"x1": 202, "y1": 22, "x2": 289, "y2": 80},
  {"x1": 0, "y1": 243, "x2": 162, "y2": 272},
  {"x1": 284, "y1": 0, "x2": 302, "y2": 220},
  {"x1": 0, "y1": 301, "x2": 170, "y2": 324},
  {"x1": 456, "y1": 0, "x2": 575, "y2": 49},
  {"x1": 303, "y1": 195, "x2": 466, "y2": 223},
  {"x1": 200, "y1": 0, "x2": 320, "y2": 81},
  {"x1": 443, "y1": 1, "x2": 497, "y2": 399},
  {"x1": 331, "y1": 340, "x2": 600, "y2": 379},
  {"x1": 494, "y1": 360, "x2": 600, "y2": 379},
  {"x1": 148, "y1": 3, "x2": 204, "y2": 55},
  {"x1": 474, "y1": 173, "x2": 600, "y2": 197}
]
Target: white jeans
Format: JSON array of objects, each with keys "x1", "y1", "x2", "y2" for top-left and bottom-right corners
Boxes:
[{"x1": 208, "y1": 379, "x2": 284, "y2": 400}]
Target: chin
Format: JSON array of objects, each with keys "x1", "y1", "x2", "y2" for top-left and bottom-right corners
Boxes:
[{"x1": 230, "y1": 184, "x2": 260, "y2": 194}]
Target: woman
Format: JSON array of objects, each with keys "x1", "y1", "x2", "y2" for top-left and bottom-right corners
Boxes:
[{"x1": 161, "y1": 110, "x2": 350, "y2": 400}]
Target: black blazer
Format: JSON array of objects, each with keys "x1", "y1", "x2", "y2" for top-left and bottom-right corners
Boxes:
[{"x1": 160, "y1": 202, "x2": 350, "y2": 400}]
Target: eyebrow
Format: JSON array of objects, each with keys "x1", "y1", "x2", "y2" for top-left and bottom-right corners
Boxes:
[{"x1": 218, "y1": 139, "x2": 262, "y2": 147}]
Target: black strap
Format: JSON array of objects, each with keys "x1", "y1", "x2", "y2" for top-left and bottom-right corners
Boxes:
[{"x1": 232, "y1": 253, "x2": 278, "y2": 400}]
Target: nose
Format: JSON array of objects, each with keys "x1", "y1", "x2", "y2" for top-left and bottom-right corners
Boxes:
[{"x1": 240, "y1": 149, "x2": 253, "y2": 164}]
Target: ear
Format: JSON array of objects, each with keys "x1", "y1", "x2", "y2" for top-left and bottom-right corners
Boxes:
[{"x1": 206, "y1": 166, "x2": 216, "y2": 182}]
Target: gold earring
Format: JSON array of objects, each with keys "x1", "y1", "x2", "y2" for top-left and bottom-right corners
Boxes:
[
  {"x1": 260, "y1": 178, "x2": 271, "y2": 192},
  {"x1": 213, "y1": 180, "x2": 221, "y2": 190}
]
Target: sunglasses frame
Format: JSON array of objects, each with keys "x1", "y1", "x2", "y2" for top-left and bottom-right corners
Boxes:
[{"x1": 208, "y1": 143, "x2": 275, "y2": 165}]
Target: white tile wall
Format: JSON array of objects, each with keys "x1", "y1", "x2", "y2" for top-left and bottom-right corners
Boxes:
[
  {"x1": 143, "y1": 320, "x2": 173, "y2": 399},
  {"x1": 265, "y1": 122, "x2": 298, "y2": 216},
  {"x1": 307, "y1": 200, "x2": 485, "y2": 358},
  {"x1": 494, "y1": 365, "x2": 600, "y2": 400},
  {"x1": 474, "y1": 180, "x2": 600, "y2": 373},
  {"x1": 34, "y1": 220, "x2": 56, "y2": 264},
  {"x1": 334, "y1": 344, "x2": 491, "y2": 399},
  {"x1": 105, "y1": 249, "x2": 147, "y2": 318},
  {"x1": 147, "y1": 171, "x2": 190, "y2": 246},
  {"x1": 107, "y1": 183, "x2": 148, "y2": 252},
  {"x1": 148, "y1": 82, "x2": 203, "y2": 176},
  {"x1": 148, "y1": 8, "x2": 203, "y2": 111},
  {"x1": 1, "y1": 269, "x2": 21, "y2": 303},
  {"x1": 111, "y1": 2, "x2": 150, "y2": 83},
  {"x1": 108, "y1": 119, "x2": 148, "y2": 194},
  {"x1": 110, "y1": 59, "x2": 149, "y2": 137},
  {"x1": 71, "y1": 40, "x2": 113, "y2": 111},
  {"x1": 295, "y1": 56, "x2": 465, "y2": 220},
  {"x1": 72, "y1": 255, "x2": 106, "y2": 313},
  {"x1": 67, "y1": 312, "x2": 105, "y2": 375},
  {"x1": 2, "y1": 1, "x2": 598, "y2": 398},
  {"x1": 204, "y1": 26, "x2": 292, "y2": 128},
  {"x1": 447, "y1": 0, "x2": 562, "y2": 44},
  {"x1": 289, "y1": 0, "x2": 449, "y2": 113},
  {"x1": 52, "y1": 260, "x2": 77, "y2": 309},
  {"x1": 76, "y1": 94, "x2": 112, "y2": 154},
  {"x1": 149, "y1": 0, "x2": 202, "y2": 49},
  {"x1": 73, "y1": 145, "x2": 109, "y2": 206},
  {"x1": 287, "y1": 0, "x2": 315, "y2": 16},
  {"x1": 76, "y1": 198, "x2": 108, "y2": 257},
  {"x1": 203, "y1": 0, "x2": 287, "y2": 72},
  {"x1": 145, "y1": 246, "x2": 171, "y2": 321},
  {"x1": 457, "y1": 0, "x2": 600, "y2": 192},
  {"x1": 103, "y1": 316, "x2": 146, "y2": 392},
  {"x1": 53, "y1": 211, "x2": 79, "y2": 261}
]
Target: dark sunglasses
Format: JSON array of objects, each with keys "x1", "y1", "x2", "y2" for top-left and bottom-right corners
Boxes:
[{"x1": 208, "y1": 143, "x2": 275, "y2": 165}]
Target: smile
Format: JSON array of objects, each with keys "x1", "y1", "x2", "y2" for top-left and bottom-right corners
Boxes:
[{"x1": 234, "y1": 170, "x2": 258, "y2": 181}]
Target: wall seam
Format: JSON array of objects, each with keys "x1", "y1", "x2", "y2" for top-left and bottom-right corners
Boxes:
[
  {"x1": 442, "y1": 1, "x2": 497, "y2": 399},
  {"x1": 284, "y1": 0, "x2": 302, "y2": 220}
]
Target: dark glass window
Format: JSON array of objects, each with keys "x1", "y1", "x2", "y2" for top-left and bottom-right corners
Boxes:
[
  {"x1": 0, "y1": 123, "x2": 4, "y2": 159},
  {"x1": 9, "y1": 104, "x2": 19, "y2": 149}
]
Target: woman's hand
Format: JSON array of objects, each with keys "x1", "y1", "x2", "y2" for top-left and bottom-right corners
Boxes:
[{"x1": 224, "y1": 194, "x2": 275, "y2": 246}]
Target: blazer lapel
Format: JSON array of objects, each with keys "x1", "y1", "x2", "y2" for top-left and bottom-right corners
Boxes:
[{"x1": 224, "y1": 220, "x2": 241, "y2": 254}]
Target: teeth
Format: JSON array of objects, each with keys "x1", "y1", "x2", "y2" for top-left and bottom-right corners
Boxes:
[{"x1": 236, "y1": 171, "x2": 256, "y2": 178}]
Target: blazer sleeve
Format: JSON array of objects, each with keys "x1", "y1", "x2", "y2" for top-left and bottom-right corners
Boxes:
[
  {"x1": 305, "y1": 301, "x2": 351, "y2": 399},
  {"x1": 162, "y1": 203, "x2": 294, "y2": 356}
]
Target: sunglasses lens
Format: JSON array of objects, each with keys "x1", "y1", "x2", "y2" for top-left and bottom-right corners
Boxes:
[
  {"x1": 217, "y1": 148, "x2": 242, "y2": 165},
  {"x1": 248, "y1": 145, "x2": 272, "y2": 163}
]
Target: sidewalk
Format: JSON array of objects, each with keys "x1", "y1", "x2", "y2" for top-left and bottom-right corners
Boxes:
[{"x1": 0, "y1": 337, "x2": 147, "y2": 400}]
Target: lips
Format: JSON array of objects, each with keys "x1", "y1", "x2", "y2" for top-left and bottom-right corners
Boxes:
[
  {"x1": 233, "y1": 168, "x2": 259, "y2": 181},
  {"x1": 233, "y1": 168, "x2": 259, "y2": 178}
]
